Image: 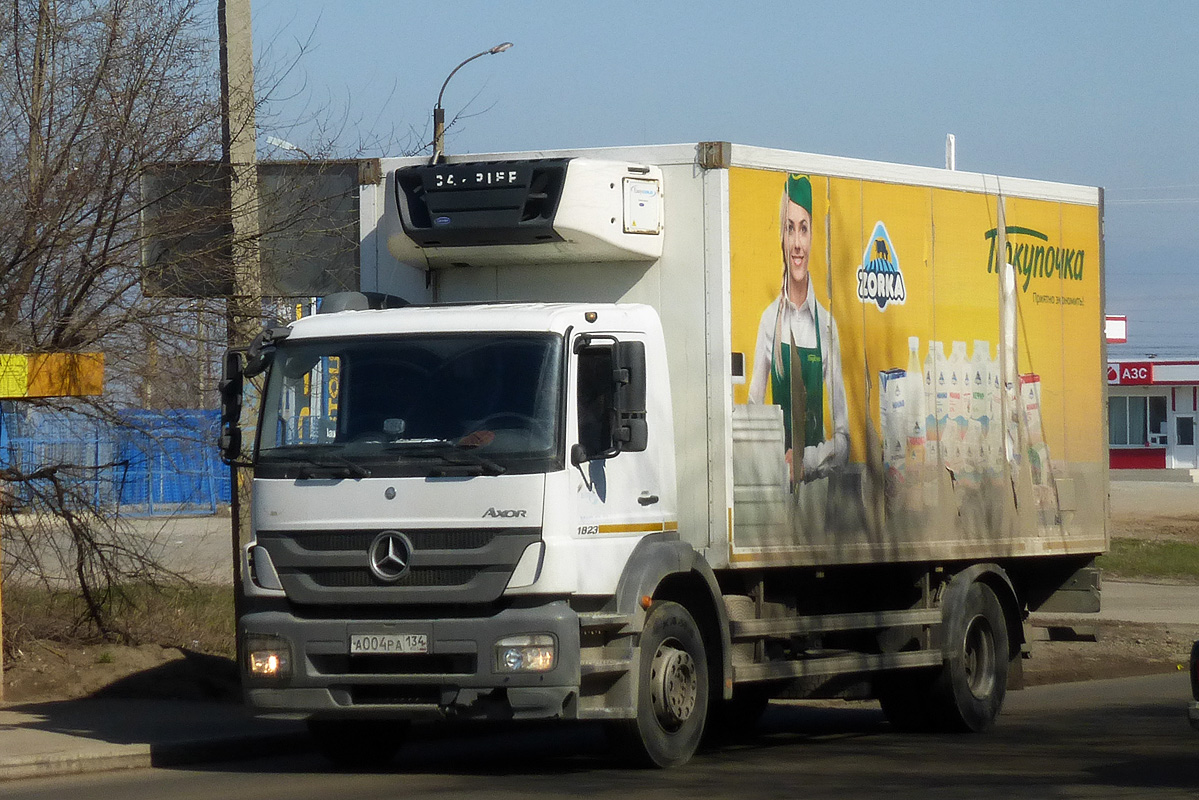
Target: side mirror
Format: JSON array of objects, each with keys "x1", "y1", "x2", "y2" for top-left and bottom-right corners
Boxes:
[
  {"x1": 218, "y1": 349, "x2": 245, "y2": 465},
  {"x1": 244, "y1": 325, "x2": 290, "y2": 378},
  {"x1": 612, "y1": 341, "x2": 648, "y2": 453},
  {"x1": 570, "y1": 443, "x2": 589, "y2": 466}
]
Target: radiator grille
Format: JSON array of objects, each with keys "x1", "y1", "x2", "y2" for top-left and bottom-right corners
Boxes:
[
  {"x1": 256, "y1": 526, "x2": 540, "y2": 605},
  {"x1": 292, "y1": 529, "x2": 497, "y2": 552},
  {"x1": 308, "y1": 567, "x2": 479, "y2": 588}
]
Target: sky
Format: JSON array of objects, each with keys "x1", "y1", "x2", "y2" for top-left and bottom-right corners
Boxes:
[{"x1": 248, "y1": 0, "x2": 1199, "y2": 359}]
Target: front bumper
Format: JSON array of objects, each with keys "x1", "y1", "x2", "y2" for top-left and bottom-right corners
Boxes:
[{"x1": 242, "y1": 600, "x2": 581, "y2": 721}]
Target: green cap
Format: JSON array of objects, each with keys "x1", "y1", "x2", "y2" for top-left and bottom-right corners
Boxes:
[{"x1": 786, "y1": 174, "x2": 812, "y2": 214}]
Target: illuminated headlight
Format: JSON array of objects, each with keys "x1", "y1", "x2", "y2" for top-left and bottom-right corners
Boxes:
[
  {"x1": 494, "y1": 634, "x2": 556, "y2": 673},
  {"x1": 245, "y1": 634, "x2": 292, "y2": 680}
]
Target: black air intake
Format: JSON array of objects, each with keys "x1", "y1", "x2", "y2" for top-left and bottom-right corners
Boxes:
[{"x1": 395, "y1": 159, "x2": 570, "y2": 247}]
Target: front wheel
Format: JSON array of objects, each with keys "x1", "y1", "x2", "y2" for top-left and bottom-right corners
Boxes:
[{"x1": 606, "y1": 601, "x2": 709, "y2": 768}]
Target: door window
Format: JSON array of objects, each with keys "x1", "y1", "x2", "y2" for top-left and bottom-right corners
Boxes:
[
  {"x1": 1178, "y1": 416, "x2": 1195, "y2": 447},
  {"x1": 577, "y1": 344, "x2": 614, "y2": 458}
]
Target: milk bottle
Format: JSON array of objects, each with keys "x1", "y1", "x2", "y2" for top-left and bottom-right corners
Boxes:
[
  {"x1": 879, "y1": 369, "x2": 908, "y2": 471},
  {"x1": 947, "y1": 341, "x2": 969, "y2": 471},
  {"x1": 1020, "y1": 374, "x2": 1050, "y2": 485},
  {"x1": 988, "y1": 347, "x2": 1003, "y2": 467},
  {"x1": 968, "y1": 340, "x2": 991, "y2": 480},
  {"x1": 905, "y1": 336, "x2": 927, "y2": 471},
  {"x1": 926, "y1": 341, "x2": 947, "y2": 464}
]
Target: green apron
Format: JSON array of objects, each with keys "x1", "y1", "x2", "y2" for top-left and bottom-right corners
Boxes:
[{"x1": 771, "y1": 303, "x2": 825, "y2": 454}]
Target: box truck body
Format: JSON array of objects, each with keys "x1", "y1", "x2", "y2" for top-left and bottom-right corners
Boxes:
[{"x1": 225, "y1": 143, "x2": 1106, "y2": 768}]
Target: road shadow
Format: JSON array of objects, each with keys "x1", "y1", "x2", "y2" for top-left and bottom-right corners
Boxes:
[
  {"x1": 88, "y1": 649, "x2": 240, "y2": 702},
  {"x1": 176, "y1": 700, "x2": 892, "y2": 778},
  {"x1": 2, "y1": 653, "x2": 306, "y2": 769},
  {"x1": 1089, "y1": 754, "x2": 1199, "y2": 790}
]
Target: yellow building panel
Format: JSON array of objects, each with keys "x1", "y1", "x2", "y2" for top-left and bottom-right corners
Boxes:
[
  {"x1": 26, "y1": 353, "x2": 104, "y2": 397},
  {"x1": 0, "y1": 355, "x2": 28, "y2": 398},
  {"x1": 0, "y1": 353, "x2": 104, "y2": 398}
]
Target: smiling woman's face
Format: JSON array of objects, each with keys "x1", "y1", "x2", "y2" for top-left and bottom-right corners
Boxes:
[{"x1": 782, "y1": 198, "x2": 811, "y2": 303}]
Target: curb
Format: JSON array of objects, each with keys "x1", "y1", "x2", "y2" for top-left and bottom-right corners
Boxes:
[{"x1": 0, "y1": 731, "x2": 311, "y2": 782}]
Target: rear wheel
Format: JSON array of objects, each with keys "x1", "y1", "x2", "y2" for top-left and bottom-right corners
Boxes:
[
  {"x1": 929, "y1": 580, "x2": 1009, "y2": 732},
  {"x1": 607, "y1": 601, "x2": 709, "y2": 768},
  {"x1": 307, "y1": 718, "x2": 409, "y2": 769}
]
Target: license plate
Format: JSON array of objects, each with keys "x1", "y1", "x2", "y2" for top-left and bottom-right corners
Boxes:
[{"x1": 350, "y1": 633, "x2": 429, "y2": 654}]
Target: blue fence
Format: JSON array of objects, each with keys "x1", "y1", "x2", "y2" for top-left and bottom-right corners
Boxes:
[{"x1": 0, "y1": 406, "x2": 231, "y2": 516}]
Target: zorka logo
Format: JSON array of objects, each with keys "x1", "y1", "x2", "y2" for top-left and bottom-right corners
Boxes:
[
  {"x1": 483, "y1": 507, "x2": 527, "y2": 518},
  {"x1": 985, "y1": 226, "x2": 1086, "y2": 292},
  {"x1": 857, "y1": 221, "x2": 905, "y2": 310}
]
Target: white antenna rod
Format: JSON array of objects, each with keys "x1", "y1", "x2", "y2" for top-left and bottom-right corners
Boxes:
[{"x1": 945, "y1": 134, "x2": 957, "y2": 170}]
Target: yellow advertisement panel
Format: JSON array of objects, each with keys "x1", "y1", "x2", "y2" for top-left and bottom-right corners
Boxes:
[{"x1": 728, "y1": 167, "x2": 1103, "y2": 566}]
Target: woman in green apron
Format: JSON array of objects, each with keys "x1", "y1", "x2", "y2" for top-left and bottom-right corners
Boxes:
[{"x1": 748, "y1": 174, "x2": 849, "y2": 486}]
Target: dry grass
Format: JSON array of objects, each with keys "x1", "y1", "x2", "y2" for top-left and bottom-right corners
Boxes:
[
  {"x1": 2, "y1": 582, "x2": 235, "y2": 660},
  {"x1": 1097, "y1": 537, "x2": 1199, "y2": 584}
]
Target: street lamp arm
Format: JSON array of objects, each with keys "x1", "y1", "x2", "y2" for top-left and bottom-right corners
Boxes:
[
  {"x1": 431, "y1": 42, "x2": 513, "y2": 164},
  {"x1": 436, "y1": 50, "x2": 488, "y2": 111}
]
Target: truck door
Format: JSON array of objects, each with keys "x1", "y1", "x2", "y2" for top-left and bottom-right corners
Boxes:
[{"x1": 569, "y1": 332, "x2": 666, "y2": 556}]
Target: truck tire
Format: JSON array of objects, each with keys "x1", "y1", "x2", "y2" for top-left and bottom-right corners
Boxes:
[
  {"x1": 307, "y1": 718, "x2": 409, "y2": 769},
  {"x1": 930, "y1": 580, "x2": 1009, "y2": 732},
  {"x1": 607, "y1": 601, "x2": 709, "y2": 768}
]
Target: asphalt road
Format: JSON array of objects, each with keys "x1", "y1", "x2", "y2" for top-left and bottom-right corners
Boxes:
[{"x1": 5, "y1": 672, "x2": 1197, "y2": 799}]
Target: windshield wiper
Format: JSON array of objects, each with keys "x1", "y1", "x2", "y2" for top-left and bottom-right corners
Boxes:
[
  {"x1": 297, "y1": 454, "x2": 371, "y2": 479},
  {"x1": 383, "y1": 440, "x2": 507, "y2": 476},
  {"x1": 429, "y1": 449, "x2": 507, "y2": 477},
  {"x1": 266, "y1": 447, "x2": 371, "y2": 479}
]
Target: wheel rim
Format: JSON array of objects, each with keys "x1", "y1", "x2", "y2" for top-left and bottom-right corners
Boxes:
[
  {"x1": 962, "y1": 613, "x2": 996, "y2": 700},
  {"x1": 649, "y1": 638, "x2": 698, "y2": 731}
]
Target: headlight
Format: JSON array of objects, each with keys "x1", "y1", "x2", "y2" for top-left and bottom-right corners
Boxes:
[
  {"x1": 245, "y1": 633, "x2": 292, "y2": 680},
  {"x1": 494, "y1": 634, "x2": 556, "y2": 673}
]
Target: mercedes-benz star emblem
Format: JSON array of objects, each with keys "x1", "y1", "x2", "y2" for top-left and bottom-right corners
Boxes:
[{"x1": 368, "y1": 531, "x2": 413, "y2": 582}]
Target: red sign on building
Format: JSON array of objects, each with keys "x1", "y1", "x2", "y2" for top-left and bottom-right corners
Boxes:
[{"x1": 1109, "y1": 362, "x2": 1153, "y2": 385}]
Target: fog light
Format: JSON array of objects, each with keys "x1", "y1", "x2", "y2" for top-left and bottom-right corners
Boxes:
[
  {"x1": 494, "y1": 634, "x2": 556, "y2": 673},
  {"x1": 245, "y1": 634, "x2": 292, "y2": 680}
]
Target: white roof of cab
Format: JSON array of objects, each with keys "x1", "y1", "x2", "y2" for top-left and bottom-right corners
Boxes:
[{"x1": 284, "y1": 302, "x2": 657, "y2": 340}]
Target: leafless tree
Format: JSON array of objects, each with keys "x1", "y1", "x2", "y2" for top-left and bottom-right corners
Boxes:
[
  {"x1": 0, "y1": 0, "x2": 438, "y2": 649},
  {"x1": 0, "y1": 0, "x2": 229, "y2": 642}
]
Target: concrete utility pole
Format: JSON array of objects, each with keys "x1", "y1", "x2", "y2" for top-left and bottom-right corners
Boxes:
[{"x1": 218, "y1": 0, "x2": 260, "y2": 629}]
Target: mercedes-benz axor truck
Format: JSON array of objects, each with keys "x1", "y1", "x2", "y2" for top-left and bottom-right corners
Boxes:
[{"x1": 219, "y1": 143, "x2": 1107, "y2": 768}]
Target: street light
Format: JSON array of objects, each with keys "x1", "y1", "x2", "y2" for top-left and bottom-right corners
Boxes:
[
  {"x1": 431, "y1": 42, "x2": 513, "y2": 165},
  {"x1": 265, "y1": 135, "x2": 312, "y2": 159}
]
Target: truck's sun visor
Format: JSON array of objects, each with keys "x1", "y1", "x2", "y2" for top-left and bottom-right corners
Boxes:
[{"x1": 389, "y1": 158, "x2": 664, "y2": 268}]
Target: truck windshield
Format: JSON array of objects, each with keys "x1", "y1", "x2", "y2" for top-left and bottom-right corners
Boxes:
[{"x1": 256, "y1": 332, "x2": 563, "y2": 478}]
